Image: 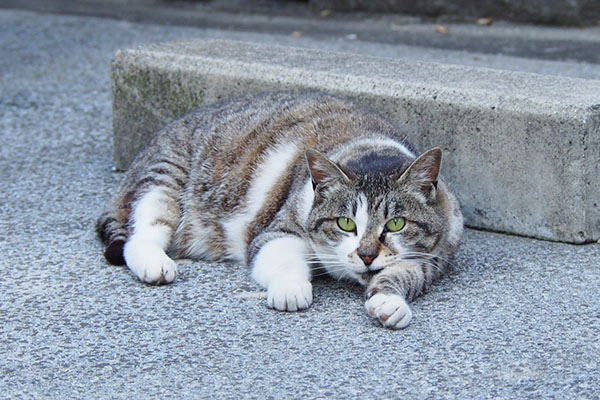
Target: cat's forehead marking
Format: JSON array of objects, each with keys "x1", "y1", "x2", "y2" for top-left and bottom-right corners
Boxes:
[
  {"x1": 348, "y1": 137, "x2": 415, "y2": 158},
  {"x1": 355, "y1": 193, "x2": 369, "y2": 238}
]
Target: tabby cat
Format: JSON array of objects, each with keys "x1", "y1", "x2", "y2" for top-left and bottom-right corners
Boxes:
[{"x1": 97, "y1": 91, "x2": 463, "y2": 329}]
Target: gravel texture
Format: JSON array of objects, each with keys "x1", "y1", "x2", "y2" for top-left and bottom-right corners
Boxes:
[{"x1": 1, "y1": 9, "x2": 599, "y2": 399}]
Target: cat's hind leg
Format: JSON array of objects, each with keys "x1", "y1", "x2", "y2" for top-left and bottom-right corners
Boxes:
[{"x1": 124, "y1": 187, "x2": 180, "y2": 284}]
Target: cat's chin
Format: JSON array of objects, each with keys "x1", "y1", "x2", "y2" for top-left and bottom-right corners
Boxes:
[
  {"x1": 323, "y1": 266, "x2": 375, "y2": 286},
  {"x1": 357, "y1": 270, "x2": 381, "y2": 286}
]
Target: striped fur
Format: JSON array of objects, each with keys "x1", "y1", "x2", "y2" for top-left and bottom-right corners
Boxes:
[{"x1": 97, "y1": 91, "x2": 463, "y2": 329}]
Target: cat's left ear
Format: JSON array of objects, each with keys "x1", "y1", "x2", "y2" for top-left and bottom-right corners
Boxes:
[
  {"x1": 306, "y1": 149, "x2": 352, "y2": 190},
  {"x1": 397, "y1": 148, "x2": 442, "y2": 198}
]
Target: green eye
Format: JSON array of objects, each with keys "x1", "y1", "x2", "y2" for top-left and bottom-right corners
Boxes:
[
  {"x1": 385, "y1": 217, "x2": 406, "y2": 232},
  {"x1": 337, "y1": 217, "x2": 356, "y2": 232}
]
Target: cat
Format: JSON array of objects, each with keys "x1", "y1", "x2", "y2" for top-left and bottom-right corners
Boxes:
[{"x1": 97, "y1": 91, "x2": 463, "y2": 329}]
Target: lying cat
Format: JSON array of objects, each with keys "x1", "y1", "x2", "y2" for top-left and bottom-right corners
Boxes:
[{"x1": 97, "y1": 91, "x2": 463, "y2": 329}]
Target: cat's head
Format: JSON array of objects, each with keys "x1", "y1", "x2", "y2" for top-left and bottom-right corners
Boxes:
[{"x1": 305, "y1": 148, "x2": 446, "y2": 285}]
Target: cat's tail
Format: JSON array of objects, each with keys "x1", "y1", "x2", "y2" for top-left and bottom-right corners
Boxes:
[{"x1": 96, "y1": 210, "x2": 128, "y2": 266}]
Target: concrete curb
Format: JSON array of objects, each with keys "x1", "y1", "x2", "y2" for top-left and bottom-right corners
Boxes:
[{"x1": 112, "y1": 39, "x2": 600, "y2": 243}]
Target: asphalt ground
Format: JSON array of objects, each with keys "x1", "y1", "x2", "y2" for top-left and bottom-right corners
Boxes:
[{"x1": 1, "y1": 7, "x2": 599, "y2": 399}]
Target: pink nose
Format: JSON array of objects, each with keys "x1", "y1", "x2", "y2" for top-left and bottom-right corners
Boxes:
[{"x1": 359, "y1": 254, "x2": 376, "y2": 266}]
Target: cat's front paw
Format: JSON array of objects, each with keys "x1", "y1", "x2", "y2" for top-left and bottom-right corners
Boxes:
[
  {"x1": 124, "y1": 242, "x2": 177, "y2": 285},
  {"x1": 267, "y1": 279, "x2": 313, "y2": 312},
  {"x1": 365, "y1": 293, "x2": 412, "y2": 329}
]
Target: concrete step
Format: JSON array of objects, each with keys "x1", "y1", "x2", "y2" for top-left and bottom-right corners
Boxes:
[{"x1": 111, "y1": 39, "x2": 600, "y2": 244}]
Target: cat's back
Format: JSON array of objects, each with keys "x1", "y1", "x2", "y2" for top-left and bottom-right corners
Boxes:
[{"x1": 188, "y1": 91, "x2": 411, "y2": 179}]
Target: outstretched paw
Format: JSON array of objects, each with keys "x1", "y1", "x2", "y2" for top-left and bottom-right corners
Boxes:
[
  {"x1": 267, "y1": 279, "x2": 313, "y2": 312},
  {"x1": 365, "y1": 293, "x2": 412, "y2": 329},
  {"x1": 124, "y1": 242, "x2": 177, "y2": 285}
]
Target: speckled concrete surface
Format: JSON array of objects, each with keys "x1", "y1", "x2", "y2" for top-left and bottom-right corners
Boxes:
[{"x1": 1, "y1": 9, "x2": 599, "y2": 399}]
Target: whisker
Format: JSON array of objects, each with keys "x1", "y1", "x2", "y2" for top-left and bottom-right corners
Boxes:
[
  {"x1": 303, "y1": 255, "x2": 340, "y2": 260},
  {"x1": 309, "y1": 263, "x2": 356, "y2": 279},
  {"x1": 311, "y1": 269, "x2": 345, "y2": 279},
  {"x1": 381, "y1": 251, "x2": 455, "y2": 277},
  {"x1": 311, "y1": 271, "x2": 333, "y2": 278},
  {"x1": 401, "y1": 251, "x2": 457, "y2": 268},
  {"x1": 395, "y1": 251, "x2": 457, "y2": 269},
  {"x1": 304, "y1": 257, "x2": 341, "y2": 261},
  {"x1": 305, "y1": 260, "x2": 345, "y2": 266}
]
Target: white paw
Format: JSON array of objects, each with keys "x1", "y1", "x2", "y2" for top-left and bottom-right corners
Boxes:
[
  {"x1": 267, "y1": 279, "x2": 313, "y2": 312},
  {"x1": 124, "y1": 242, "x2": 177, "y2": 285},
  {"x1": 365, "y1": 293, "x2": 412, "y2": 329}
]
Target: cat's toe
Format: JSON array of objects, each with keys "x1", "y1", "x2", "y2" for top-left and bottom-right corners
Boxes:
[
  {"x1": 125, "y1": 243, "x2": 177, "y2": 285},
  {"x1": 365, "y1": 293, "x2": 412, "y2": 329},
  {"x1": 154, "y1": 258, "x2": 177, "y2": 284},
  {"x1": 143, "y1": 255, "x2": 177, "y2": 285},
  {"x1": 267, "y1": 279, "x2": 313, "y2": 312}
]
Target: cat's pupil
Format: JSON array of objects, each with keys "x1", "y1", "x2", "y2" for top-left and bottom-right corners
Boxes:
[
  {"x1": 385, "y1": 217, "x2": 405, "y2": 232},
  {"x1": 337, "y1": 217, "x2": 356, "y2": 232}
]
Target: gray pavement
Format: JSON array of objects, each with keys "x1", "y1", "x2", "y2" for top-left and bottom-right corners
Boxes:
[{"x1": 1, "y1": 7, "x2": 599, "y2": 399}]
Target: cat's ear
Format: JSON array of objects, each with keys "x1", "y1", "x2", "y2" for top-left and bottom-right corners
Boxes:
[
  {"x1": 305, "y1": 149, "x2": 352, "y2": 189},
  {"x1": 397, "y1": 148, "x2": 442, "y2": 198}
]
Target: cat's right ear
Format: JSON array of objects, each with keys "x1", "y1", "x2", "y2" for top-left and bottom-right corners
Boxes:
[
  {"x1": 396, "y1": 147, "x2": 442, "y2": 199},
  {"x1": 305, "y1": 149, "x2": 352, "y2": 190}
]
